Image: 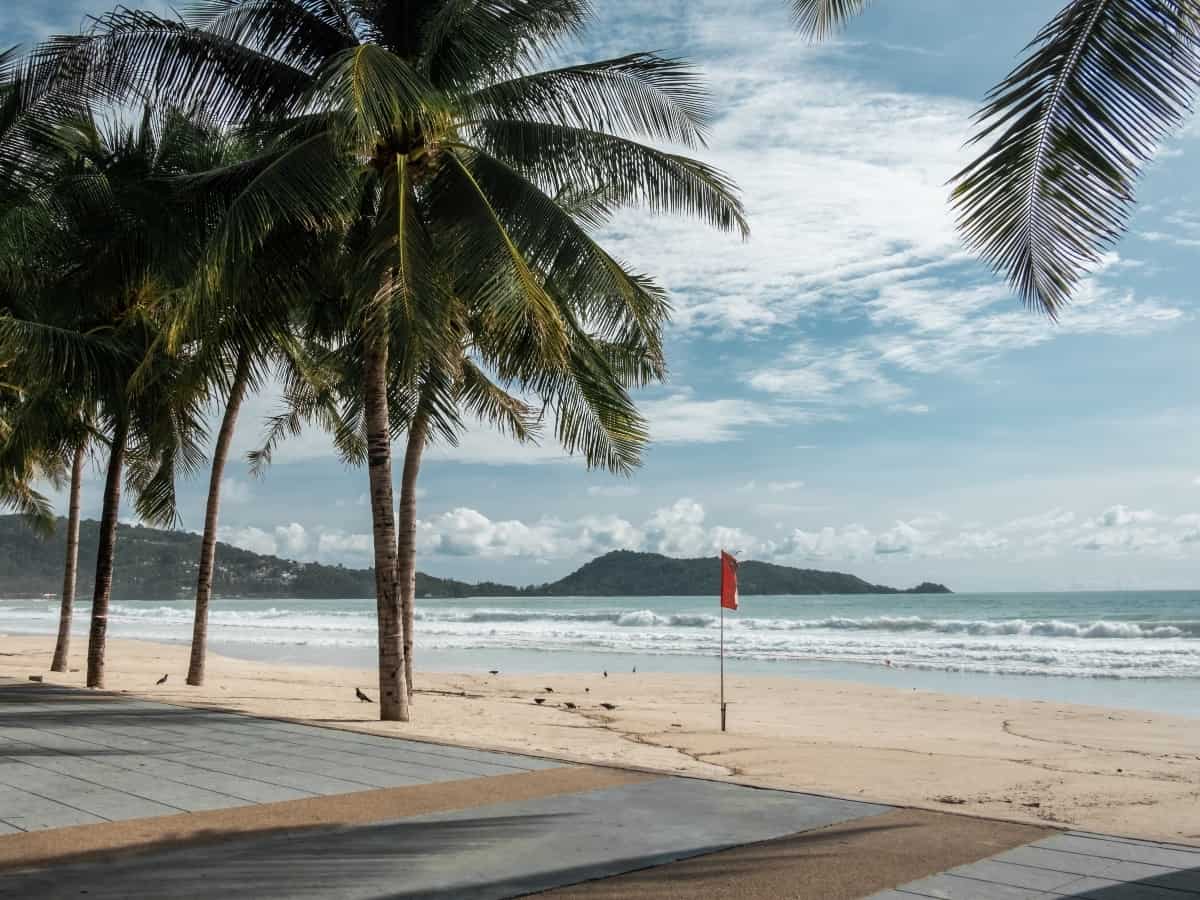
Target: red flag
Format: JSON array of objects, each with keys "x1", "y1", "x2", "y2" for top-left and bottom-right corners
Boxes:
[{"x1": 720, "y1": 550, "x2": 739, "y2": 611}]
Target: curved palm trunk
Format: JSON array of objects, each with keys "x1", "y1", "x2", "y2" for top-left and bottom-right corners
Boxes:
[
  {"x1": 396, "y1": 395, "x2": 430, "y2": 700},
  {"x1": 50, "y1": 444, "x2": 85, "y2": 673},
  {"x1": 186, "y1": 350, "x2": 251, "y2": 687},
  {"x1": 365, "y1": 335, "x2": 409, "y2": 721},
  {"x1": 86, "y1": 415, "x2": 128, "y2": 689}
]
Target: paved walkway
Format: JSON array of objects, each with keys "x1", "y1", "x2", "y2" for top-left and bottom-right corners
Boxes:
[
  {"x1": 0, "y1": 679, "x2": 559, "y2": 831},
  {"x1": 1, "y1": 678, "x2": 1195, "y2": 899},
  {"x1": 870, "y1": 832, "x2": 1200, "y2": 899}
]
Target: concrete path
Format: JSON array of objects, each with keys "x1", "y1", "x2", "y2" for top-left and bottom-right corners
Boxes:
[
  {"x1": 0, "y1": 679, "x2": 559, "y2": 831},
  {"x1": 869, "y1": 831, "x2": 1200, "y2": 899},
  {"x1": 0, "y1": 775, "x2": 890, "y2": 898},
  {"x1": 4, "y1": 678, "x2": 1190, "y2": 899}
]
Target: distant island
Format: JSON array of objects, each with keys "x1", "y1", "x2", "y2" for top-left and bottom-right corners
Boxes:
[{"x1": 0, "y1": 516, "x2": 951, "y2": 600}]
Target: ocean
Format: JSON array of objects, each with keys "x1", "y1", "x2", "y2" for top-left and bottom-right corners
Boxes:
[{"x1": 2, "y1": 590, "x2": 1198, "y2": 716}]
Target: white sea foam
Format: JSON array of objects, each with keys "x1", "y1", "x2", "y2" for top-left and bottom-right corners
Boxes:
[{"x1": 2, "y1": 594, "x2": 1197, "y2": 680}]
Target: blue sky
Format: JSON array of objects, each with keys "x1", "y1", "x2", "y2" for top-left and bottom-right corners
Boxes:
[{"x1": 10, "y1": 0, "x2": 1200, "y2": 591}]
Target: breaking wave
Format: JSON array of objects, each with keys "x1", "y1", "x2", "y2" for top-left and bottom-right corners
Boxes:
[{"x1": 2, "y1": 594, "x2": 1198, "y2": 681}]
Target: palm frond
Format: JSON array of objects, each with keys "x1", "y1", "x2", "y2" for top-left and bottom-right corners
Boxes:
[
  {"x1": 469, "y1": 120, "x2": 749, "y2": 237},
  {"x1": 308, "y1": 43, "x2": 440, "y2": 152},
  {"x1": 419, "y1": 0, "x2": 590, "y2": 86},
  {"x1": 448, "y1": 145, "x2": 669, "y2": 353},
  {"x1": 33, "y1": 6, "x2": 315, "y2": 122},
  {"x1": 458, "y1": 357, "x2": 539, "y2": 443},
  {"x1": 953, "y1": 0, "x2": 1200, "y2": 315},
  {"x1": 464, "y1": 53, "x2": 712, "y2": 147},
  {"x1": 790, "y1": 0, "x2": 873, "y2": 40},
  {"x1": 434, "y1": 147, "x2": 570, "y2": 368}
]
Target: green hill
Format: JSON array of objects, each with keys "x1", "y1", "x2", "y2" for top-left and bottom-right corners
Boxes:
[
  {"x1": 0, "y1": 516, "x2": 950, "y2": 599},
  {"x1": 524, "y1": 550, "x2": 949, "y2": 596}
]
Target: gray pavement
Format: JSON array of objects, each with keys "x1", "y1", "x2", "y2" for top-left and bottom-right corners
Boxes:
[
  {"x1": 0, "y1": 774, "x2": 890, "y2": 899},
  {"x1": 0, "y1": 679, "x2": 559, "y2": 831},
  {"x1": 870, "y1": 831, "x2": 1200, "y2": 899}
]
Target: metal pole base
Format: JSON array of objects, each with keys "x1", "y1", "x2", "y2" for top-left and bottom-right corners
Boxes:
[{"x1": 721, "y1": 702, "x2": 727, "y2": 732}]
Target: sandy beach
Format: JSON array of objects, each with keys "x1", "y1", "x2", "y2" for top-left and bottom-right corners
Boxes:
[{"x1": 1, "y1": 634, "x2": 1197, "y2": 845}]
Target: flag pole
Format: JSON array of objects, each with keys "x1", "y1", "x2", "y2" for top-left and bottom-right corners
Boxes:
[
  {"x1": 719, "y1": 549, "x2": 726, "y2": 732},
  {"x1": 720, "y1": 591, "x2": 726, "y2": 732}
]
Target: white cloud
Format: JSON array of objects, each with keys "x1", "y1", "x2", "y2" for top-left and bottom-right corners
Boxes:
[
  {"x1": 1000, "y1": 509, "x2": 1076, "y2": 534},
  {"x1": 318, "y1": 531, "x2": 372, "y2": 556},
  {"x1": 638, "y1": 391, "x2": 784, "y2": 443},
  {"x1": 220, "y1": 479, "x2": 251, "y2": 504},
  {"x1": 774, "y1": 524, "x2": 875, "y2": 559},
  {"x1": 575, "y1": 514, "x2": 644, "y2": 555},
  {"x1": 416, "y1": 498, "x2": 759, "y2": 561},
  {"x1": 1092, "y1": 505, "x2": 1159, "y2": 528},
  {"x1": 420, "y1": 507, "x2": 562, "y2": 559},
  {"x1": 218, "y1": 526, "x2": 278, "y2": 556},
  {"x1": 767, "y1": 480, "x2": 804, "y2": 491},
  {"x1": 275, "y1": 522, "x2": 309, "y2": 555},
  {"x1": 217, "y1": 522, "x2": 308, "y2": 558},
  {"x1": 586, "y1": 485, "x2": 640, "y2": 498}
]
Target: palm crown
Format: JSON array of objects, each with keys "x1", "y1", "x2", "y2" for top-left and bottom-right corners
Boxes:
[{"x1": 19, "y1": 0, "x2": 748, "y2": 716}]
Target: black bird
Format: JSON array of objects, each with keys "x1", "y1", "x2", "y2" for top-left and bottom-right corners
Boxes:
[
  {"x1": 533, "y1": 697, "x2": 546, "y2": 705},
  {"x1": 585, "y1": 687, "x2": 590, "y2": 693},
  {"x1": 488, "y1": 669, "x2": 500, "y2": 675},
  {"x1": 564, "y1": 702, "x2": 577, "y2": 710},
  {"x1": 356, "y1": 688, "x2": 374, "y2": 703},
  {"x1": 603, "y1": 671, "x2": 608, "y2": 678},
  {"x1": 600, "y1": 702, "x2": 617, "y2": 711},
  {"x1": 544, "y1": 686, "x2": 554, "y2": 693},
  {"x1": 155, "y1": 674, "x2": 168, "y2": 685}
]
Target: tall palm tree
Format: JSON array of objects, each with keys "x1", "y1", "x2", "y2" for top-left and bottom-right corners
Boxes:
[
  {"x1": 48, "y1": 0, "x2": 747, "y2": 721},
  {"x1": 791, "y1": 0, "x2": 1200, "y2": 315},
  {"x1": 0, "y1": 392, "x2": 96, "y2": 671},
  {"x1": 0, "y1": 109, "x2": 212, "y2": 688}
]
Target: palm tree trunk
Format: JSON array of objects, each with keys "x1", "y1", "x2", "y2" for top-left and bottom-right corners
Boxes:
[
  {"x1": 396, "y1": 392, "x2": 430, "y2": 700},
  {"x1": 86, "y1": 415, "x2": 128, "y2": 689},
  {"x1": 186, "y1": 349, "x2": 251, "y2": 687},
  {"x1": 50, "y1": 444, "x2": 85, "y2": 673},
  {"x1": 364, "y1": 334, "x2": 409, "y2": 721}
]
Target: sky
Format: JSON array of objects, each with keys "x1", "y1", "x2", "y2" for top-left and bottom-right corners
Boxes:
[{"x1": 8, "y1": 0, "x2": 1200, "y2": 592}]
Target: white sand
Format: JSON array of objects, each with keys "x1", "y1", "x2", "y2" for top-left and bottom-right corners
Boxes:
[{"x1": 2, "y1": 634, "x2": 1197, "y2": 844}]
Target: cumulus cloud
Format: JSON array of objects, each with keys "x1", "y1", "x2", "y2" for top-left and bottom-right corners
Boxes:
[
  {"x1": 318, "y1": 531, "x2": 371, "y2": 556},
  {"x1": 218, "y1": 523, "x2": 308, "y2": 558},
  {"x1": 1092, "y1": 505, "x2": 1159, "y2": 528},
  {"x1": 419, "y1": 508, "x2": 562, "y2": 559},
  {"x1": 415, "y1": 498, "x2": 758, "y2": 561}
]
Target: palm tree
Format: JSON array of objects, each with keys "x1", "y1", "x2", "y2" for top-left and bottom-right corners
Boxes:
[
  {"x1": 0, "y1": 393, "x2": 96, "y2": 672},
  {"x1": 49, "y1": 0, "x2": 747, "y2": 721},
  {"x1": 0, "y1": 109, "x2": 212, "y2": 688},
  {"x1": 791, "y1": 0, "x2": 1200, "y2": 314}
]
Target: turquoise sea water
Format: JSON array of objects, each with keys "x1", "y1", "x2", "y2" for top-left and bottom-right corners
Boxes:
[{"x1": 2, "y1": 590, "x2": 1198, "y2": 715}]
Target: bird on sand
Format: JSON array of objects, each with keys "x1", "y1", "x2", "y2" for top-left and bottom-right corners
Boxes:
[
  {"x1": 603, "y1": 671, "x2": 607, "y2": 678},
  {"x1": 488, "y1": 669, "x2": 499, "y2": 675},
  {"x1": 600, "y1": 702, "x2": 617, "y2": 711},
  {"x1": 544, "y1": 686, "x2": 554, "y2": 693},
  {"x1": 155, "y1": 674, "x2": 168, "y2": 685},
  {"x1": 355, "y1": 688, "x2": 374, "y2": 703},
  {"x1": 533, "y1": 697, "x2": 546, "y2": 705},
  {"x1": 564, "y1": 702, "x2": 577, "y2": 710},
  {"x1": 585, "y1": 687, "x2": 590, "y2": 693}
]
